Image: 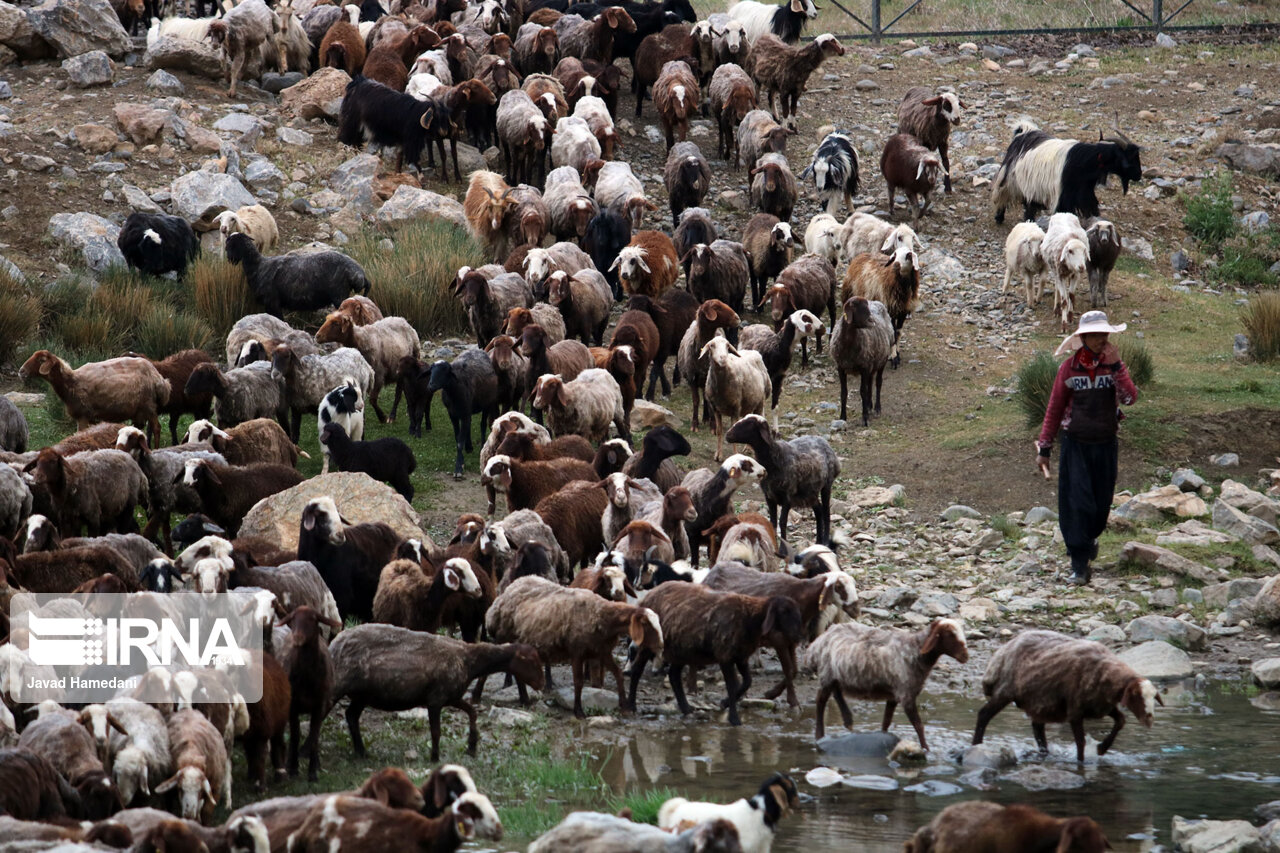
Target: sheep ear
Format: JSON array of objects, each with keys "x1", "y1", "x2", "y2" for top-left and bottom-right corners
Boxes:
[
  {"x1": 154, "y1": 773, "x2": 180, "y2": 794},
  {"x1": 608, "y1": 256, "x2": 621, "y2": 272},
  {"x1": 1154, "y1": 692, "x2": 1164, "y2": 707},
  {"x1": 628, "y1": 612, "x2": 646, "y2": 645},
  {"x1": 556, "y1": 383, "x2": 569, "y2": 408},
  {"x1": 638, "y1": 257, "x2": 651, "y2": 274},
  {"x1": 204, "y1": 777, "x2": 216, "y2": 805},
  {"x1": 108, "y1": 713, "x2": 128, "y2": 734},
  {"x1": 919, "y1": 623, "x2": 941, "y2": 656},
  {"x1": 761, "y1": 602, "x2": 778, "y2": 635},
  {"x1": 443, "y1": 567, "x2": 461, "y2": 590}
]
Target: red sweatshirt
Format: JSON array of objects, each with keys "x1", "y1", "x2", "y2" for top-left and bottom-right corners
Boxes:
[{"x1": 1037, "y1": 346, "x2": 1138, "y2": 452}]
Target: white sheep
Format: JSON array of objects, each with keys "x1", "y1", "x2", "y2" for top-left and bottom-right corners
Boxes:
[
  {"x1": 543, "y1": 166, "x2": 600, "y2": 241},
  {"x1": 727, "y1": 0, "x2": 817, "y2": 45},
  {"x1": 840, "y1": 212, "x2": 917, "y2": 262},
  {"x1": 1002, "y1": 221, "x2": 1048, "y2": 307},
  {"x1": 700, "y1": 336, "x2": 770, "y2": 461},
  {"x1": 410, "y1": 49, "x2": 452, "y2": 85},
  {"x1": 522, "y1": 242, "x2": 595, "y2": 297},
  {"x1": 594, "y1": 161, "x2": 655, "y2": 230},
  {"x1": 314, "y1": 315, "x2": 420, "y2": 424},
  {"x1": 214, "y1": 205, "x2": 279, "y2": 252},
  {"x1": 571, "y1": 94, "x2": 619, "y2": 156},
  {"x1": 147, "y1": 14, "x2": 220, "y2": 46},
  {"x1": 659, "y1": 773, "x2": 800, "y2": 853},
  {"x1": 804, "y1": 213, "x2": 845, "y2": 266},
  {"x1": 551, "y1": 115, "x2": 602, "y2": 173},
  {"x1": 531, "y1": 368, "x2": 628, "y2": 445},
  {"x1": 106, "y1": 697, "x2": 171, "y2": 807},
  {"x1": 1040, "y1": 212, "x2": 1091, "y2": 332},
  {"x1": 406, "y1": 72, "x2": 445, "y2": 101}
]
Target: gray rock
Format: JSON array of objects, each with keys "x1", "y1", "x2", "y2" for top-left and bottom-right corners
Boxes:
[
  {"x1": 28, "y1": 0, "x2": 131, "y2": 59},
  {"x1": 903, "y1": 780, "x2": 963, "y2": 796},
  {"x1": 901, "y1": 45, "x2": 931, "y2": 57},
  {"x1": 243, "y1": 155, "x2": 285, "y2": 191},
  {"x1": 1171, "y1": 817, "x2": 1260, "y2": 853},
  {"x1": 47, "y1": 211, "x2": 123, "y2": 272},
  {"x1": 145, "y1": 69, "x2": 183, "y2": 94},
  {"x1": 1120, "y1": 541, "x2": 1219, "y2": 583},
  {"x1": 328, "y1": 153, "x2": 379, "y2": 215},
  {"x1": 1255, "y1": 576, "x2": 1280, "y2": 628},
  {"x1": 0, "y1": 1, "x2": 48, "y2": 61},
  {"x1": 1212, "y1": 499, "x2": 1279, "y2": 545},
  {"x1": 1211, "y1": 452, "x2": 1241, "y2": 467},
  {"x1": 1085, "y1": 624, "x2": 1126, "y2": 643},
  {"x1": 874, "y1": 587, "x2": 917, "y2": 610},
  {"x1": 960, "y1": 744, "x2": 1016, "y2": 769},
  {"x1": 0, "y1": 253, "x2": 23, "y2": 281},
  {"x1": 911, "y1": 592, "x2": 958, "y2": 617},
  {"x1": 1235, "y1": 333, "x2": 1251, "y2": 360},
  {"x1": 1243, "y1": 210, "x2": 1270, "y2": 233},
  {"x1": 1257, "y1": 803, "x2": 1280, "y2": 823},
  {"x1": 19, "y1": 153, "x2": 55, "y2": 171},
  {"x1": 260, "y1": 71, "x2": 303, "y2": 94},
  {"x1": 1260, "y1": 819, "x2": 1280, "y2": 852},
  {"x1": 239, "y1": 472, "x2": 429, "y2": 551},
  {"x1": 1002, "y1": 766, "x2": 1086, "y2": 791},
  {"x1": 854, "y1": 79, "x2": 878, "y2": 91},
  {"x1": 1216, "y1": 142, "x2": 1280, "y2": 178},
  {"x1": 1122, "y1": 235, "x2": 1155, "y2": 261},
  {"x1": 1172, "y1": 468, "x2": 1205, "y2": 491},
  {"x1": 982, "y1": 44, "x2": 1015, "y2": 59},
  {"x1": 1117, "y1": 640, "x2": 1193, "y2": 681},
  {"x1": 375, "y1": 185, "x2": 468, "y2": 231},
  {"x1": 1252, "y1": 658, "x2": 1280, "y2": 689},
  {"x1": 168, "y1": 169, "x2": 255, "y2": 221},
  {"x1": 276, "y1": 126, "x2": 312, "y2": 146},
  {"x1": 1126, "y1": 615, "x2": 1208, "y2": 651},
  {"x1": 817, "y1": 730, "x2": 899, "y2": 757},
  {"x1": 454, "y1": 142, "x2": 487, "y2": 175},
  {"x1": 551, "y1": 685, "x2": 617, "y2": 714},
  {"x1": 61, "y1": 49, "x2": 112, "y2": 86},
  {"x1": 213, "y1": 112, "x2": 263, "y2": 134},
  {"x1": 144, "y1": 35, "x2": 223, "y2": 79},
  {"x1": 1155, "y1": 32, "x2": 1176, "y2": 47},
  {"x1": 921, "y1": 247, "x2": 965, "y2": 281},
  {"x1": 941, "y1": 504, "x2": 982, "y2": 521},
  {"x1": 121, "y1": 183, "x2": 161, "y2": 213},
  {"x1": 1025, "y1": 506, "x2": 1057, "y2": 524},
  {"x1": 0, "y1": 81, "x2": 10, "y2": 99},
  {"x1": 1182, "y1": 588, "x2": 1204, "y2": 605},
  {"x1": 1148, "y1": 588, "x2": 1179, "y2": 609}
]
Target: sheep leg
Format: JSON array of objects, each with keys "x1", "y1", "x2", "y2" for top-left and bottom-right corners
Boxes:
[
  {"x1": 1069, "y1": 718, "x2": 1087, "y2": 763},
  {"x1": 832, "y1": 689, "x2": 854, "y2": 728},
  {"x1": 800, "y1": 337, "x2": 809, "y2": 366},
  {"x1": 665, "y1": 663, "x2": 696, "y2": 715},
  {"x1": 245, "y1": 737, "x2": 266, "y2": 792},
  {"x1": 427, "y1": 706, "x2": 443, "y2": 762},
  {"x1": 720, "y1": 662, "x2": 742, "y2": 726},
  {"x1": 874, "y1": 367, "x2": 884, "y2": 417},
  {"x1": 345, "y1": 702, "x2": 367, "y2": 757},
  {"x1": 1097, "y1": 708, "x2": 1126, "y2": 756},
  {"x1": 859, "y1": 372, "x2": 872, "y2": 427},
  {"x1": 370, "y1": 393, "x2": 389, "y2": 424},
  {"x1": 771, "y1": 376, "x2": 783, "y2": 409},
  {"x1": 814, "y1": 489, "x2": 830, "y2": 545},
  {"x1": 451, "y1": 138, "x2": 461, "y2": 182},
  {"x1": 838, "y1": 370, "x2": 848, "y2": 421},
  {"x1": 270, "y1": 731, "x2": 286, "y2": 781},
  {"x1": 437, "y1": 138, "x2": 450, "y2": 181},
  {"x1": 690, "y1": 385, "x2": 701, "y2": 432},
  {"x1": 449, "y1": 697, "x2": 480, "y2": 755},
  {"x1": 762, "y1": 643, "x2": 799, "y2": 707},
  {"x1": 902, "y1": 700, "x2": 929, "y2": 751},
  {"x1": 972, "y1": 697, "x2": 1010, "y2": 745},
  {"x1": 390, "y1": 379, "x2": 404, "y2": 423},
  {"x1": 287, "y1": 713, "x2": 301, "y2": 776},
  {"x1": 627, "y1": 648, "x2": 654, "y2": 710},
  {"x1": 815, "y1": 684, "x2": 833, "y2": 739},
  {"x1": 1032, "y1": 721, "x2": 1049, "y2": 754},
  {"x1": 778, "y1": 504, "x2": 791, "y2": 544},
  {"x1": 452, "y1": 415, "x2": 466, "y2": 480},
  {"x1": 470, "y1": 674, "x2": 487, "y2": 704},
  {"x1": 570, "y1": 658, "x2": 587, "y2": 719},
  {"x1": 939, "y1": 143, "x2": 952, "y2": 194},
  {"x1": 227, "y1": 49, "x2": 244, "y2": 98},
  {"x1": 603, "y1": 654, "x2": 631, "y2": 713}
]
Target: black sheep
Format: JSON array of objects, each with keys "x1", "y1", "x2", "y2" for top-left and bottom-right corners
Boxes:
[
  {"x1": 396, "y1": 355, "x2": 434, "y2": 438},
  {"x1": 319, "y1": 423, "x2": 416, "y2": 501},
  {"x1": 117, "y1": 212, "x2": 201, "y2": 277},
  {"x1": 296, "y1": 497, "x2": 403, "y2": 622},
  {"x1": 337, "y1": 76, "x2": 454, "y2": 177},
  {"x1": 582, "y1": 210, "x2": 631, "y2": 299},
  {"x1": 359, "y1": 0, "x2": 384, "y2": 21},
  {"x1": 171, "y1": 513, "x2": 226, "y2": 550},
  {"x1": 426, "y1": 349, "x2": 500, "y2": 479},
  {"x1": 224, "y1": 233, "x2": 369, "y2": 319}
]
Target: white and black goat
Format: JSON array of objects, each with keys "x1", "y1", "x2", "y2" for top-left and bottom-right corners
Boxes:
[{"x1": 800, "y1": 131, "x2": 858, "y2": 216}]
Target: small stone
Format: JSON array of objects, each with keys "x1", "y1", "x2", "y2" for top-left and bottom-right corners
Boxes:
[
  {"x1": 1212, "y1": 499, "x2": 1279, "y2": 545},
  {"x1": 1252, "y1": 658, "x2": 1280, "y2": 689},
  {"x1": 1025, "y1": 506, "x2": 1057, "y2": 524},
  {"x1": 1155, "y1": 32, "x2": 1176, "y2": 47},
  {"x1": 817, "y1": 730, "x2": 899, "y2": 757},
  {"x1": 213, "y1": 112, "x2": 264, "y2": 134},
  {"x1": 1117, "y1": 640, "x2": 1193, "y2": 680},
  {"x1": 62, "y1": 50, "x2": 114, "y2": 87},
  {"x1": 982, "y1": 44, "x2": 1015, "y2": 60},
  {"x1": 146, "y1": 69, "x2": 184, "y2": 94},
  {"x1": 1234, "y1": 334, "x2": 1251, "y2": 360},
  {"x1": 1002, "y1": 766, "x2": 1086, "y2": 791},
  {"x1": 260, "y1": 71, "x2": 304, "y2": 94},
  {"x1": 855, "y1": 79, "x2": 879, "y2": 91},
  {"x1": 1127, "y1": 615, "x2": 1207, "y2": 651},
  {"x1": 276, "y1": 126, "x2": 313, "y2": 146},
  {"x1": 47, "y1": 211, "x2": 124, "y2": 272},
  {"x1": 1086, "y1": 624, "x2": 1126, "y2": 643},
  {"x1": 961, "y1": 744, "x2": 1016, "y2": 769},
  {"x1": 1171, "y1": 468, "x2": 1205, "y2": 491},
  {"x1": 941, "y1": 504, "x2": 982, "y2": 521},
  {"x1": 1171, "y1": 817, "x2": 1261, "y2": 853},
  {"x1": 0, "y1": 82, "x2": 11, "y2": 99}
]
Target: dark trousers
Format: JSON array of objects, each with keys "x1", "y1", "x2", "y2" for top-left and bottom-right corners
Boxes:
[{"x1": 1058, "y1": 433, "x2": 1118, "y2": 570}]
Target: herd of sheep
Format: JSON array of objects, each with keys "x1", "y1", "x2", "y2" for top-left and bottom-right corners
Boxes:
[{"x1": 0, "y1": 0, "x2": 1169, "y2": 846}]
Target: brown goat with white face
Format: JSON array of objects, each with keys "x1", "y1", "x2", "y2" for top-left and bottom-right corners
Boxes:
[
  {"x1": 897, "y1": 86, "x2": 965, "y2": 193},
  {"x1": 880, "y1": 133, "x2": 943, "y2": 226}
]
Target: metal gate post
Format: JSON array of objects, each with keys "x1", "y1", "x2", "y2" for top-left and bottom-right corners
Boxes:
[
  {"x1": 872, "y1": 0, "x2": 881, "y2": 42},
  {"x1": 1154, "y1": 0, "x2": 1164, "y2": 29}
]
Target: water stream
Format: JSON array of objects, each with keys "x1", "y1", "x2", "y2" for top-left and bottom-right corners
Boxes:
[{"x1": 576, "y1": 682, "x2": 1280, "y2": 851}]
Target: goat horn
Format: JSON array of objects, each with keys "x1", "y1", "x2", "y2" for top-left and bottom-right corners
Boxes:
[
  {"x1": 500, "y1": 188, "x2": 514, "y2": 199},
  {"x1": 483, "y1": 187, "x2": 496, "y2": 200},
  {"x1": 1112, "y1": 110, "x2": 1135, "y2": 147}
]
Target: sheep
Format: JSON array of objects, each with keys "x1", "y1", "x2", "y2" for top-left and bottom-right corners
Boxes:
[
  {"x1": 184, "y1": 418, "x2": 305, "y2": 468},
  {"x1": 225, "y1": 234, "x2": 370, "y2": 321},
  {"x1": 663, "y1": 141, "x2": 711, "y2": 228},
  {"x1": 269, "y1": 3, "x2": 311, "y2": 75},
  {"x1": 496, "y1": 429, "x2": 595, "y2": 471},
  {"x1": 545, "y1": 269, "x2": 610, "y2": 348},
  {"x1": 114, "y1": 427, "x2": 225, "y2": 547},
  {"x1": 285, "y1": 793, "x2": 501, "y2": 853},
  {"x1": 621, "y1": 425, "x2": 689, "y2": 494},
  {"x1": 267, "y1": 345, "x2": 373, "y2": 445},
  {"x1": 707, "y1": 63, "x2": 755, "y2": 164},
  {"x1": 636, "y1": 484, "x2": 697, "y2": 562},
  {"x1": 328, "y1": 623, "x2": 543, "y2": 760},
  {"x1": 496, "y1": 89, "x2": 550, "y2": 186},
  {"x1": 481, "y1": 508, "x2": 571, "y2": 581},
  {"x1": 117, "y1": 212, "x2": 201, "y2": 277},
  {"x1": 314, "y1": 315, "x2": 420, "y2": 424},
  {"x1": 0, "y1": 815, "x2": 133, "y2": 846},
  {"x1": 104, "y1": 698, "x2": 171, "y2": 808},
  {"x1": 480, "y1": 452, "x2": 596, "y2": 516},
  {"x1": 624, "y1": 290, "x2": 696, "y2": 400},
  {"x1": 749, "y1": 153, "x2": 797, "y2": 221},
  {"x1": 472, "y1": 56, "x2": 524, "y2": 148},
  {"x1": 595, "y1": 161, "x2": 657, "y2": 231},
  {"x1": 749, "y1": 32, "x2": 843, "y2": 122},
  {"x1": 801, "y1": 131, "x2": 859, "y2": 216},
  {"x1": 320, "y1": 10, "x2": 366, "y2": 73},
  {"x1": 531, "y1": 812, "x2": 743, "y2": 853},
  {"x1": 27, "y1": 447, "x2": 147, "y2": 538},
  {"x1": 0, "y1": 748, "x2": 79, "y2": 821},
  {"x1": 7, "y1": 543, "x2": 137, "y2": 592},
  {"x1": 427, "y1": 349, "x2": 500, "y2": 479},
  {"x1": 728, "y1": 0, "x2": 816, "y2": 44},
  {"x1": 742, "y1": 214, "x2": 795, "y2": 311},
  {"x1": 839, "y1": 212, "x2": 917, "y2": 261},
  {"x1": 769, "y1": 253, "x2": 836, "y2": 361},
  {"x1": 338, "y1": 77, "x2": 456, "y2": 178},
  {"x1": 531, "y1": 368, "x2": 628, "y2": 445},
  {"x1": 680, "y1": 453, "x2": 764, "y2": 565},
  {"x1": 19, "y1": 351, "x2": 169, "y2": 445},
  {"x1": 224, "y1": 314, "x2": 320, "y2": 370},
  {"x1": 601, "y1": 471, "x2": 664, "y2": 545},
  {"x1": 880, "y1": 133, "x2": 942, "y2": 226},
  {"x1": 554, "y1": 8, "x2": 635, "y2": 62},
  {"x1": 372, "y1": 557, "x2": 483, "y2": 632},
  {"x1": 903, "y1": 802, "x2": 1110, "y2": 853},
  {"x1": 990, "y1": 124, "x2": 1143, "y2": 223},
  {"x1": 522, "y1": 242, "x2": 593, "y2": 298},
  {"x1": 365, "y1": 25, "x2": 445, "y2": 94},
  {"x1": 896, "y1": 86, "x2": 964, "y2": 193},
  {"x1": 652, "y1": 59, "x2": 699, "y2": 149},
  {"x1": 515, "y1": 23, "x2": 560, "y2": 73},
  {"x1": 120, "y1": 349, "x2": 214, "y2": 447},
  {"x1": 318, "y1": 423, "x2": 416, "y2": 500},
  {"x1": 628, "y1": 582, "x2": 803, "y2": 726},
  {"x1": 16, "y1": 713, "x2": 122, "y2": 820},
  {"x1": 154, "y1": 709, "x2": 230, "y2": 824},
  {"x1": 1086, "y1": 219, "x2": 1121, "y2": 308},
  {"x1": 972, "y1": 628, "x2": 1160, "y2": 763},
  {"x1": 0, "y1": 464, "x2": 31, "y2": 541},
  {"x1": 550, "y1": 115, "x2": 603, "y2": 175},
  {"x1": 520, "y1": 323, "x2": 594, "y2": 400},
  {"x1": 736, "y1": 109, "x2": 794, "y2": 173},
  {"x1": 683, "y1": 241, "x2": 748, "y2": 316},
  {"x1": 315, "y1": 381, "x2": 364, "y2": 475},
  {"x1": 505, "y1": 184, "x2": 553, "y2": 253},
  {"x1": 464, "y1": 171, "x2": 519, "y2": 262},
  {"x1": 613, "y1": 230, "x2": 680, "y2": 299},
  {"x1": 183, "y1": 362, "x2": 287, "y2": 431},
  {"x1": 676, "y1": 299, "x2": 741, "y2": 432},
  {"x1": 609, "y1": 307, "x2": 660, "y2": 393},
  {"x1": 296, "y1": 497, "x2": 404, "y2": 622},
  {"x1": 531, "y1": 479, "x2": 608, "y2": 569},
  {"x1": 704, "y1": 512, "x2": 776, "y2": 567},
  {"x1": 207, "y1": 0, "x2": 279, "y2": 97},
  {"x1": 1002, "y1": 221, "x2": 1048, "y2": 307},
  {"x1": 801, "y1": 214, "x2": 843, "y2": 268},
  {"x1": 182, "y1": 459, "x2": 304, "y2": 537},
  {"x1": 484, "y1": 576, "x2": 663, "y2": 716},
  {"x1": 572, "y1": 93, "x2": 620, "y2": 158},
  {"x1": 658, "y1": 774, "x2": 799, "y2": 853},
  {"x1": 830, "y1": 296, "x2": 893, "y2": 426},
  {"x1": 700, "y1": 337, "x2": 770, "y2": 461},
  {"x1": 1041, "y1": 212, "x2": 1092, "y2": 333},
  {"x1": 544, "y1": 166, "x2": 600, "y2": 241},
  {"x1": 0, "y1": 395, "x2": 28, "y2": 454},
  {"x1": 841, "y1": 243, "x2": 920, "y2": 369},
  {"x1": 583, "y1": 210, "x2": 631, "y2": 297},
  {"x1": 804, "y1": 618, "x2": 968, "y2": 748},
  {"x1": 460, "y1": 270, "x2": 535, "y2": 349},
  {"x1": 106, "y1": 810, "x2": 270, "y2": 853}
]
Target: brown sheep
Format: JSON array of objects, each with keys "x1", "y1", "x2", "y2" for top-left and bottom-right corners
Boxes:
[
  {"x1": 652, "y1": 59, "x2": 700, "y2": 149},
  {"x1": 20, "y1": 351, "x2": 170, "y2": 448},
  {"x1": 612, "y1": 230, "x2": 679, "y2": 298},
  {"x1": 748, "y1": 33, "x2": 845, "y2": 122},
  {"x1": 903, "y1": 802, "x2": 1110, "y2": 853},
  {"x1": 319, "y1": 11, "x2": 365, "y2": 74},
  {"x1": 709, "y1": 62, "x2": 756, "y2": 164},
  {"x1": 128, "y1": 349, "x2": 216, "y2": 446}
]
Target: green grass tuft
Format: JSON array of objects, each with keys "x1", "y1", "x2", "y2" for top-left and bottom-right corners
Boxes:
[
  {"x1": 604, "y1": 787, "x2": 679, "y2": 825},
  {"x1": 191, "y1": 255, "x2": 255, "y2": 343},
  {"x1": 134, "y1": 305, "x2": 216, "y2": 358},
  {"x1": 0, "y1": 270, "x2": 42, "y2": 368},
  {"x1": 1118, "y1": 337, "x2": 1154, "y2": 386},
  {"x1": 1013, "y1": 351, "x2": 1060, "y2": 428},
  {"x1": 990, "y1": 514, "x2": 1021, "y2": 541},
  {"x1": 1182, "y1": 172, "x2": 1237, "y2": 249},
  {"x1": 1241, "y1": 291, "x2": 1280, "y2": 362}
]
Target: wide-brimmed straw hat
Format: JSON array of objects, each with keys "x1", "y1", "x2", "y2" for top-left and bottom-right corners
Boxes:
[{"x1": 1054, "y1": 310, "x2": 1128, "y2": 356}]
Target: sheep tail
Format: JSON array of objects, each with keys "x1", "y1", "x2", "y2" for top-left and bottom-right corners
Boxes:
[{"x1": 828, "y1": 528, "x2": 853, "y2": 550}]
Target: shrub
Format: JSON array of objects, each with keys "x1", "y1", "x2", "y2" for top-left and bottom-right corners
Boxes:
[
  {"x1": 135, "y1": 305, "x2": 215, "y2": 358},
  {"x1": 1241, "y1": 291, "x2": 1280, "y2": 362},
  {"x1": 192, "y1": 255, "x2": 255, "y2": 342},
  {"x1": 0, "y1": 271, "x2": 42, "y2": 368},
  {"x1": 1014, "y1": 351, "x2": 1060, "y2": 427},
  {"x1": 1117, "y1": 337, "x2": 1154, "y2": 386},
  {"x1": 1183, "y1": 172, "x2": 1237, "y2": 249},
  {"x1": 346, "y1": 220, "x2": 483, "y2": 336}
]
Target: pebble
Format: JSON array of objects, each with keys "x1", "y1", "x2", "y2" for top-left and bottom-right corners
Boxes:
[{"x1": 855, "y1": 79, "x2": 879, "y2": 91}]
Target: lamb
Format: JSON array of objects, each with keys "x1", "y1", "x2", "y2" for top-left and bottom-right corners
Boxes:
[
  {"x1": 594, "y1": 161, "x2": 657, "y2": 231},
  {"x1": 727, "y1": 0, "x2": 816, "y2": 44},
  {"x1": 632, "y1": 22, "x2": 693, "y2": 117},
  {"x1": 207, "y1": 0, "x2": 279, "y2": 97},
  {"x1": 296, "y1": 497, "x2": 404, "y2": 622},
  {"x1": 103, "y1": 697, "x2": 170, "y2": 808},
  {"x1": 684, "y1": 240, "x2": 748, "y2": 316},
  {"x1": 182, "y1": 459, "x2": 304, "y2": 537},
  {"x1": 663, "y1": 141, "x2": 711, "y2": 228},
  {"x1": 543, "y1": 166, "x2": 600, "y2": 241},
  {"x1": 742, "y1": 214, "x2": 795, "y2": 311},
  {"x1": 314, "y1": 314, "x2": 420, "y2": 424},
  {"x1": 105, "y1": 810, "x2": 270, "y2": 853},
  {"x1": 652, "y1": 59, "x2": 699, "y2": 149},
  {"x1": 613, "y1": 230, "x2": 680, "y2": 299},
  {"x1": 428, "y1": 349, "x2": 500, "y2": 478},
  {"x1": 154, "y1": 709, "x2": 230, "y2": 824},
  {"x1": 559, "y1": 57, "x2": 626, "y2": 116},
  {"x1": 16, "y1": 714, "x2": 122, "y2": 819},
  {"x1": 801, "y1": 131, "x2": 859, "y2": 216},
  {"x1": 658, "y1": 774, "x2": 800, "y2": 853},
  {"x1": 676, "y1": 299, "x2": 741, "y2": 432},
  {"x1": 183, "y1": 418, "x2": 304, "y2": 468},
  {"x1": 736, "y1": 109, "x2": 794, "y2": 173},
  {"x1": 319, "y1": 9, "x2": 366, "y2": 73},
  {"x1": 903, "y1": 802, "x2": 1110, "y2": 853},
  {"x1": 270, "y1": 3, "x2": 311, "y2": 76},
  {"x1": 550, "y1": 114, "x2": 603, "y2": 175},
  {"x1": 484, "y1": 576, "x2": 663, "y2": 717},
  {"x1": 364, "y1": 25, "x2": 445, "y2": 94},
  {"x1": 896, "y1": 86, "x2": 964, "y2": 193},
  {"x1": 749, "y1": 32, "x2": 843, "y2": 122},
  {"x1": 628, "y1": 582, "x2": 803, "y2": 726},
  {"x1": 183, "y1": 362, "x2": 288, "y2": 431},
  {"x1": 271, "y1": 344, "x2": 376, "y2": 443},
  {"x1": 27, "y1": 447, "x2": 147, "y2": 538},
  {"x1": 225, "y1": 234, "x2": 370, "y2": 321},
  {"x1": 803, "y1": 212, "x2": 843, "y2": 266},
  {"x1": 621, "y1": 425, "x2": 689, "y2": 494},
  {"x1": 520, "y1": 323, "x2": 594, "y2": 404},
  {"x1": 700, "y1": 337, "x2": 770, "y2": 461},
  {"x1": 117, "y1": 212, "x2": 201, "y2": 277},
  {"x1": 804, "y1": 618, "x2": 969, "y2": 749},
  {"x1": 830, "y1": 296, "x2": 893, "y2": 426},
  {"x1": 553, "y1": 8, "x2": 635, "y2": 63},
  {"x1": 749, "y1": 153, "x2": 797, "y2": 221},
  {"x1": 496, "y1": 89, "x2": 550, "y2": 186},
  {"x1": 841, "y1": 243, "x2": 920, "y2": 368},
  {"x1": 464, "y1": 171, "x2": 519, "y2": 262},
  {"x1": 840, "y1": 212, "x2": 917, "y2": 261},
  {"x1": 515, "y1": 23, "x2": 560, "y2": 74},
  {"x1": 602, "y1": 471, "x2": 664, "y2": 545},
  {"x1": 481, "y1": 453, "x2": 596, "y2": 515},
  {"x1": 19, "y1": 351, "x2": 169, "y2": 445},
  {"x1": 711, "y1": 14, "x2": 748, "y2": 66},
  {"x1": 0, "y1": 395, "x2": 28, "y2": 454},
  {"x1": 480, "y1": 507, "x2": 572, "y2": 581},
  {"x1": 972, "y1": 628, "x2": 1160, "y2": 762},
  {"x1": 372, "y1": 557, "x2": 483, "y2": 632},
  {"x1": 608, "y1": 308, "x2": 660, "y2": 396},
  {"x1": 583, "y1": 210, "x2": 631, "y2": 296},
  {"x1": 680, "y1": 453, "x2": 764, "y2": 565},
  {"x1": 704, "y1": 512, "x2": 776, "y2": 568},
  {"x1": 769, "y1": 253, "x2": 836, "y2": 360},
  {"x1": 1040, "y1": 211, "x2": 1092, "y2": 332},
  {"x1": 1086, "y1": 219, "x2": 1121, "y2": 308},
  {"x1": 1002, "y1": 221, "x2": 1048, "y2": 307},
  {"x1": 318, "y1": 423, "x2": 416, "y2": 500},
  {"x1": 263, "y1": 612, "x2": 330, "y2": 786},
  {"x1": 522, "y1": 241, "x2": 594, "y2": 298},
  {"x1": 328, "y1": 623, "x2": 544, "y2": 760},
  {"x1": 530, "y1": 812, "x2": 744, "y2": 853},
  {"x1": 708, "y1": 63, "x2": 756, "y2": 164},
  {"x1": 880, "y1": 133, "x2": 942, "y2": 226}
]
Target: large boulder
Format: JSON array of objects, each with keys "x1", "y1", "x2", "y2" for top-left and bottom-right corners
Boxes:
[
  {"x1": 27, "y1": 0, "x2": 130, "y2": 58},
  {"x1": 1254, "y1": 576, "x2": 1280, "y2": 628},
  {"x1": 1220, "y1": 479, "x2": 1280, "y2": 526},
  {"x1": 375, "y1": 185, "x2": 468, "y2": 230},
  {"x1": 1120, "y1": 541, "x2": 1222, "y2": 584},
  {"x1": 280, "y1": 66, "x2": 348, "y2": 121},
  {"x1": 1126, "y1": 615, "x2": 1208, "y2": 651},
  {"x1": 1216, "y1": 142, "x2": 1280, "y2": 178},
  {"x1": 1116, "y1": 640, "x2": 1193, "y2": 681},
  {"x1": 47, "y1": 211, "x2": 123, "y2": 272},
  {"x1": 238, "y1": 472, "x2": 432, "y2": 552},
  {"x1": 169, "y1": 169, "x2": 256, "y2": 222},
  {"x1": 1171, "y1": 816, "x2": 1263, "y2": 853},
  {"x1": 327, "y1": 153, "x2": 379, "y2": 215},
  {"x1": 1252, "y1": 658, "x2": 1280, "y2": 689},
  {"x1": 1113, "y1": 484, "x2": 1207, "y2": 522},
  {"x1": 143, "y1": 35, "x2": 224, "y2": 79},
  {"x1": 113, "y1": 103, "x2": 172, "y2": 145},
  {"x1": 1213, "y1": 499, "x2": 1280, "y2": 545},
  {"x1": 61, "y1": 48, "x2": 112, "y2": 86},
  {"x1": 0, "y1": 2, "x2": 51, "y2": 60}
]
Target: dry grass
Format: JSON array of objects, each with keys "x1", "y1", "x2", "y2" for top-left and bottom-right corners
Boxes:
[
  {"x1": 192, "y1": 255, "x2": 256, "y2": 343},
  {"x1": 0, "y1": 270, "x2": 42, "y2": 368},
  {"x1": 1241, "y1": 291, "x2": 1280, "y2": 362}
]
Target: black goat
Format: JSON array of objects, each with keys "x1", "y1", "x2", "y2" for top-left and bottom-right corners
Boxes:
[
  {"x1": 225, "y1": 233, "x2": 369, "y2": 319},
  {"x1": 296, "y1": 496, "x2": 403, "y2": 622},
  {"x1": 117, "y1": 212, "x2": 201, "y2": 277},
  {"x1": 799, "y1": 131, "x2": 859, "y2": 216},
  {"x1": 991, "y1": 127, "x2": 1143, "y2": 223},
  {"x1": 396, "y1": 355, "x2": 434, "y2": 438},
  {"x1": 426, "y1": 349, "x2": 499, "y2": 479},
  {"x1": 582, "y1": 210, "x2": 631, "y2": 299},
  {"x1": 565, "y1": 0, "x2": 692, "y2": 66},
  {"x1": 337, "y1": 76, "x2": 455, "y2": 178},
  {"x1": 319, "y1": 423, "x2": 417, "y2": 501},
  {"x1": 171, "y1": 513, "x2": 226, "y2": 550}
]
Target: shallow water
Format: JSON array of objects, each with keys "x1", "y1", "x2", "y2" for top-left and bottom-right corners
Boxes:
[{"x1": 583, "y1": 682, "x2": 1280, "y2": 851}]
